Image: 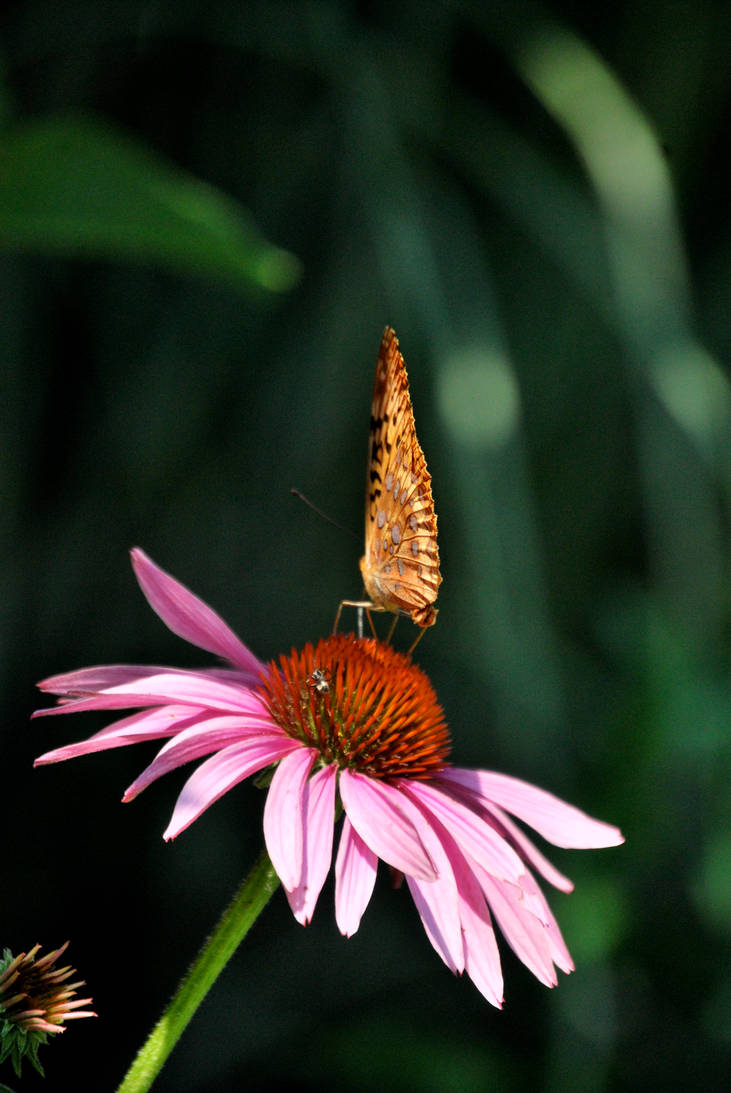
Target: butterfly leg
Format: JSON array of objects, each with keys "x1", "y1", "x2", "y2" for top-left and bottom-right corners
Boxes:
[
  {"x1": 406, "y1": 627, "x2": 427, "y2": 657},
  {"x1": 364, "y1": 608, "x2": 380, "y2": 640},
  {"x1": 334, "y1": 599, "x2": 380, "y2": 636}
]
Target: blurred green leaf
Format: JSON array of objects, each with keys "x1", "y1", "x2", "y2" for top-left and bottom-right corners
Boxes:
[{"x1": 0, "y1": 114, "x2": 301, "y2": 293}]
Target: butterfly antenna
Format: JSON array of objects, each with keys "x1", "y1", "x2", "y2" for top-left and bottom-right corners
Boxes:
[{"x1": 290, "y1": 488, "x2": 359, "y2": 540}]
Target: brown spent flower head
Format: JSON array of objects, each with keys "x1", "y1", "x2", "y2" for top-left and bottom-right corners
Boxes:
[
  {"x1": 261, "y1": 633, "x2": 451, "y2": 780},
  {"x1": 0, "y1": 942, "x2": 96, "y2": 1077}
]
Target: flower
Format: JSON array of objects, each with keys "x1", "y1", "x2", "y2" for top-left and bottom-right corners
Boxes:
[
  {"x1": 34, "y1": 550, "x2": 624, "y2": 1007},
  {"x1": 0, "y1": 942, "x2": 96, "y2": 1077}
]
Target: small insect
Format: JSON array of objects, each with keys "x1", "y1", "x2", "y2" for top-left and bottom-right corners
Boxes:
[{"x1": 308, "y1": 668, "x2": 331, "y2": 695}]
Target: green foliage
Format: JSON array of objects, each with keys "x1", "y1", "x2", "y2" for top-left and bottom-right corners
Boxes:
[
  {"x1": 0, "y1": 115, "x2": 301, "y2": 293},
  {"x1": 0, "y1": 1019, "x2": 47, "y2": 1079}
]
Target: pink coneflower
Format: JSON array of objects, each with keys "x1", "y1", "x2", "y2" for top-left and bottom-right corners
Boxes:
[
  {"x1": 34, "y1": 550, "x2": 623, "y2": 1007},
  {"x1": 0, "y1": 942, "x2": 95, "y2": 1076}
]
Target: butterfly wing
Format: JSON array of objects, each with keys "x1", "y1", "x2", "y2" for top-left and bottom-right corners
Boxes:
[{"x1": 359, "y1": 327, "x2": 441, "y2": 627}]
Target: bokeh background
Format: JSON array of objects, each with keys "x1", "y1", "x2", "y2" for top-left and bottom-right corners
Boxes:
[{"x1": 2, "y1": 1, "x2": 730, "y2": 1090}]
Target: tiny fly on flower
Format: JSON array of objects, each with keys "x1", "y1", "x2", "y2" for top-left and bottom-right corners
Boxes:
[{"x1": 308, "y1": 668, "x2": 330, "y2": 695}]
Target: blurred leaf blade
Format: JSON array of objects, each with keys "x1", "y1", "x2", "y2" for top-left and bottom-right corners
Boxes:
[{"x1": 0, "y1": 113, "x2": 302, "y2": 293}]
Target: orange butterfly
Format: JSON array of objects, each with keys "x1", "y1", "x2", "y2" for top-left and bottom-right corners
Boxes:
[{"x1": 339, "y1": 327, "x2": 441, "y2": 636}]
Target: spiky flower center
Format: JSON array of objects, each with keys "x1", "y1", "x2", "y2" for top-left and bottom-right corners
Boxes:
[{"x1": 261, "y1": 634, "x2": 451, "y2": 780}]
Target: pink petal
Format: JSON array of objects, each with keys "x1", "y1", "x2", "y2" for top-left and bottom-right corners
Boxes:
[
  {"x1": 450, "y1": 853, "x2": 504, "y2": 1007},
  {"x1": 37, "y1": 665, "x2": 177, "y2": 695},
  {"x1": 405, "y1": 780, "x2": 526, "y2": 884},
  {"x1": 285, "y1": 764, "x2": 337, "y2": 925},
  {"x1": 263, "y1": 748, "x2": 317, "y2": 890},
  {"x1": 440, "y1": 769, "x2": 625, "y2": 849},
  {"x1": 488, "y1": 805, "x2": 574, "y2": 893},
  {"x1": 339, "y1": 771, "x2": 437, "y2": 882},
  {"x1": 406, "y1": 864, "x2": 463, "y2": 975},
  {"x1": 399, "y1": 800, "x2": 465, "y2": 973},
  {"x1": 33, "y1": 692, "x2": 189, "y2": 717},
  {"x1": 334, "y1": 817, "x2": 379, "y2": 936},
  {"x1": 131, "y1": 548, "x2": 264, "y2": 678},
  {"x1": 407, "y1": 873, "x2": 460, "y2": 973},
  {"x1": 203, "y1": 667, "x2": 266, "y2": 687},
  {"x1": 32, "y1": 671, "x2": 264, "y2": 719},
  {"x1": 478, "y1": 870, "x2": 558, "y2": 988},
  {"x1": 123, "y1": 714, "x2": 282, "y2": 800},
  {"x1": 164, "y1": 736, "x2": 299, "y2": 839},
  {"x1": 516, "y1": 869, "x2": 574, "y2": 974},
  {"x1": 34, "y1": 705, "x2": 206, "y2": 765},
  {"x1": 106, "y1": 672, "x2": 262, "y2": 712}
]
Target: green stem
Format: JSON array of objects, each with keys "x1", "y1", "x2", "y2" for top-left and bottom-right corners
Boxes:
[{"x1": 116, "y1": 848, "x2": 280, "y2": 1093}]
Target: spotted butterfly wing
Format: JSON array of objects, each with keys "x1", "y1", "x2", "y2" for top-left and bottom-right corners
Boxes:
[{"x1": 359, "y1": 327, "x2": 441, "y2": 628}]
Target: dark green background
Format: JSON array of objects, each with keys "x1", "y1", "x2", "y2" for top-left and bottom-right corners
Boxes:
[{"x1": 2, "y1": 2, "x2": 729, "y2": 1090}]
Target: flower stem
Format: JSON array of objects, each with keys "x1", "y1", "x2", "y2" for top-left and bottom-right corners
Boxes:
[{"x1": 116, "y1": 848, "x2": 280, "y2": 1093}]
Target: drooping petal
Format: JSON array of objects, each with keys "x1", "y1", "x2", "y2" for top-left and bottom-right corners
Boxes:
[
  {"x1": 476, "y1": 869, "x2": 558, "y2": 988},
  {"x1": 439, "y1": 769, "x2": 625, "y2": 849},
  {"x1": 488, "y1": 804, "x2": 574, "y2": 893},
  {"x1": 123, "y1": 713, "x2": 282, "y2": 800},
  {"x1": 334, "y1": 816, "x2": 379, "y2": 936},
  {"x1": 34, "y1": 705, "x2": 205, "y2": 764},
  {"x1": 263, "y1": 748, "x2": 317, "y2": 891},
  {"x1": 406, "y1": 850, "x2": 463, "y2": 975},
  {"x1": 514, "y1": 867, "x2": 574, "y2": 974},
  {"x1": 401, "y1": 792, "x2": 468, "y2": 973},
  {"x1": 405, "y1": 779, "x2": 526, "y2": 884},
  {"x1": 164, "y1": 736, "x2": 300, "y2": 839},
  {"x1": 449, "y1": 851, "x2": 504, "y2": 1008},
  {"x1": 407, "y1": 872, "x2": 461, "y2": 974},
  {"x1": 285, "y1": 764, "x2": 337, "y2": 925},
  {"x1": 131, "y1": 548, "x2": 264, "y2": 679},
  {"x1": 339, "y1": 770, "x2": 437, "y2": 882}
]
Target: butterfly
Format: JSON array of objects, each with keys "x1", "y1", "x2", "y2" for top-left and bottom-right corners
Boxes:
[{"x1": 338, "y1": 327, "x2": 441, "y2": 636}]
